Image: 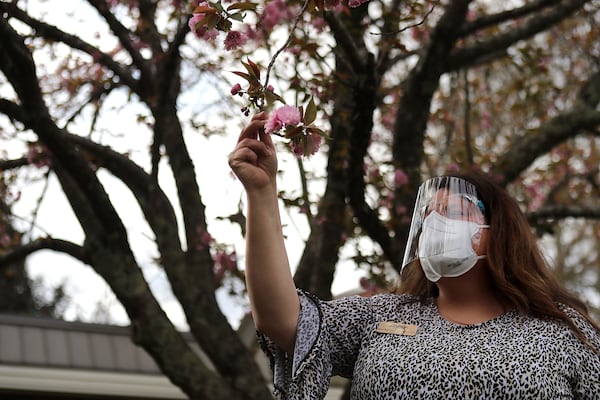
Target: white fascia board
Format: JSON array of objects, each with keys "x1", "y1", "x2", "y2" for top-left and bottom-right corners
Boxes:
[{"x1": 0, "y1": 365, "x2": 187, "y2": 399}]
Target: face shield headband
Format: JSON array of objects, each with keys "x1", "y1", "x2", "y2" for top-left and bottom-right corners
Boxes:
[{"x1": 400, "y1": 176, "x2": 488, "y2": 279}]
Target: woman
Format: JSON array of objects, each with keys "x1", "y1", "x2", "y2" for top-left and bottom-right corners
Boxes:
[{"x1": 228, "y1": 113, "x2": 600, "y2": 399}]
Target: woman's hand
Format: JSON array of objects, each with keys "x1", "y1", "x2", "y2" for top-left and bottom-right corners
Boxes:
[{"x1": 228, "y1": 112, "x2": 276, "y2": 193}]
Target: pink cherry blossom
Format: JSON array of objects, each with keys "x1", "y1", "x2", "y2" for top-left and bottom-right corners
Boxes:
[
  {"x1": 348, "y1": 0, "x2": 369, "y2": 7},
  {"x1": 445, "y1": 163, "x2": 460, "y2": 174},
  {"x1": 195, "y1": 227, "x2": 213, "y2": 250},
  {"x1": 394, "y1": 168, "x2": 409, "y2": 187},
  {"x1": 261, "y1": 0, "x2": 286, "y2": 32},
  {"x1": 224, "y1": 30, "x2": 247, "y2": 51},
  {"x1": 1, "y1": 233, "x2": 11, "y2": 247},
  {"x1": 290, "y1": 133, "x2": 322, "y2": 158},
  {"x1": 264, "y1": 105, "x2": 301, "y2": 134},
  {"x1": 311, "y1": 17, "x2": 327, "y2": 32},
  {"x1": 188, "y1": 2, "x2": 219, "y2": 40},
  {"x1": 214, "y1": 250, "x2": 237, "y2": 272},
  {"x1": 359, "y1": 277, "x2": 379, "y2": 295},
  {"x1": 230, "y1": 83, "x2": 242, "y2": 95},
  {"x1": 291, "y1": 141, "x2": 304, "y2": 157},
  {"x1": 188, "y1": 13, "x2": 205, "y2": 35},
  {"x1": 305, "y1": 133, "x2": 322, "y2": 156}
]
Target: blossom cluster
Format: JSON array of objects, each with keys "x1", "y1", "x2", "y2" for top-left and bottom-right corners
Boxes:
[
  {"x1": 188, "y1": 1, "x2": 374, "y2": 157},
  {"x1": 265, "y1": 105, "x2": 323, "y2": 157},
  {"x1": 188, "y1": 1, "x2": 250, "y2": 50},
  {"x1": 188, "y1": 0, "x2": 372, "y2": 49}
]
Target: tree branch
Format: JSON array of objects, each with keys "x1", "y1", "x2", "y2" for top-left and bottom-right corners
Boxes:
[
  {"x1": 0, "y1": 2, "x2": 140, "y2": 94},
  {"x1": 136, "y1": 0, "x2": 163, "y2": 55},
  {"x1": 0, "y1": 157, "x2": 29, "y2": 170},
  {"x1": 0, "y1": 98, "x2": 26, "y2": 123},
  {"x1": 376, "y1": 0, "x2": 441, "y2": 75},
  {"x1": 323, "y1": 11, "x2": 366, "y2": 75},
  {"x1": 86, "y1": 0, "x2": 153, "y2": 91},
  {"x1": 63, "y1": 81, "x2": 117, "y2": 128},
  {"x1": 0, "y1": 238, "x2": 87, "y2": 267},
  {"x1": 458, "y1": 0, "x2": 562, "y2": 37},
  {"x1": 447, "y1": 0, "x2": 588, "y2": 71},
  {"x1": 494, "y1": 70, "x2": 600, "y2": 182},
  {"x1": 527, "y1": 205, "x2": 600, "y2": 221},
  {"x1": 0, "y1": 14, "x2": 133, "y2": 240},
  {"x1": 66, "y1": 121, "x2": 269, "y2": 396}
]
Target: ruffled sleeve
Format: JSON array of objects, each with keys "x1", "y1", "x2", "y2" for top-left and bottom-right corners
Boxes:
[
  {"x1": 562, "y1": 306, "x2": 600, "y2": 399},
  {"x1": 258, "y1": 290, "x2": 373, "y2": 400}
]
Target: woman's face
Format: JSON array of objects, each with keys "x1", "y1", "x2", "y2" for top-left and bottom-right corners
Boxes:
[{"x1": 424, "y1": 189, "x2": 489, "y2": 256}]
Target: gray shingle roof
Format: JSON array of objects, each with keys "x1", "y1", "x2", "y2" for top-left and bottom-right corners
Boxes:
[{"x1": 0, "y1": 313, "x2": 161, "y2": 374}]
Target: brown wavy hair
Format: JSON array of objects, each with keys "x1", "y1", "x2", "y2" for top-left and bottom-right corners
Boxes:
[{"x1": 397, "y1": 170, "x2": 599, "y2": 351}]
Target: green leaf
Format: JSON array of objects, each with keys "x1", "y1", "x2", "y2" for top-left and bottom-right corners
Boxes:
[
  {"x1": 304, "y1": 97, "x2": 317, "y2": 125},
  {"x1": 227, "y1": 2, "x2": 257, "y2": 12},
  {"x1": 203, "y1": 14, "x2": 221, "y2": 30},
  {"x1": 265, "y1": 89, "x2": 286, "y2": 106},
  {"x1": 284, "y1": 125, "x2": 304, "y2": 139},
  {"x1": 193, "y1": 5, "x2": 218, "y2": 14},
  {"x1": 209, "y1": 1, "x2": 224, "y2": 13},
  {"x1": 229, "y1": 12, "x2": 245, "y2": 22},
  {"x1": 217, "y1": 17, "x2": 232, "y2": 32}
]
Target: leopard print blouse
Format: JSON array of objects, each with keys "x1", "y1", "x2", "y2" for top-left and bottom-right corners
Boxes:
[{"x1": 258, "y1": 290, "x2": 600, "y2": 399}]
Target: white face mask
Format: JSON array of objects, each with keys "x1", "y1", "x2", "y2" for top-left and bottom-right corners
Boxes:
[{"x1": 418, "y1": 211, "x2": 489, "y2": 282}]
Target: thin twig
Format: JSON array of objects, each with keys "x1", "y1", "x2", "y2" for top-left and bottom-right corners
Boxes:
[
  {"x1": 262, "y1": 0, "x2": 311, "y2": 101},
  {"x1": 374, "y1": 0, "x2": 441, "y2": 37}
]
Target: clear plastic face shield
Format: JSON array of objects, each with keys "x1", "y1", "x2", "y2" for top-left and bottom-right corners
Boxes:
[{"x1": 401, "y1": 176, "x2": 489, "y2": 281}]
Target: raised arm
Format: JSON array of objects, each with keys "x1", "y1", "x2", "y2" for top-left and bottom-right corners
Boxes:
[{"x1": 228, "y1": 113, "x2": 300, "y2": 354}]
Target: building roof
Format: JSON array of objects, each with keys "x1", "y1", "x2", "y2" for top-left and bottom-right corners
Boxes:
[
  {"x1": 0, "y1": 313, "x2": 161, "y2": 374},
  {"x1": 0, "y1": 312, "x2": 348, "y2": 399},
  {"x1": 0, "y1": 313, "x2": 189, "y2": 399}
]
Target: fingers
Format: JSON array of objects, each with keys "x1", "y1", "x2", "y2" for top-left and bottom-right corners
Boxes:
[
  {"x1": 232, "y1": 112, "x2": 275, "y2": 169},
  {"x1": 238, "y1": 112, "x2": 269, "y2": 143},
  {"x1": 252, "y1": 111, "x2": 268, "y2": 121},
  {"x1": 251, "y1": 112, "x2": 274, "y2": 150},
  {"x1": 228, "y1": 145, "x2": 258, "y2": 169},
  {"x1": 231, "y1": 137, "x2": 270, "y2": 159},
  {"x1": 258, "y1": 123, "x2": 274, "y2": 150}
]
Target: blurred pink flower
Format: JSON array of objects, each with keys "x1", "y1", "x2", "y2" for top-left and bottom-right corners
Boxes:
[
  {"x1": 359, "y1": 277, "x2": 378, "y2": 295},
  {"x1": 188, "y1": 2, "x2": 218, "y2": 40},
  {"x1": 306, "y1": 133, "x2": 322, "y2": 156},
  {"x1": 394, "y1": 168, "x2": 409, "y2": 187},
  {"x1": 291, "y1": 133, "x2": 322, "y2": 158},
  {"x1": 1, "y1": 233, "x2": 11, "y2": 247},
  {"x1": 445, "y1": 163, "x2": 460, "y2": 174},
  {"x1": 348, "y1": 0, "x2": 369, "y2": 7},
  {"x1": 230, "y1": 83, "x2": 242, "y2": 95},
  {"x1": 265, "y1": 105, "x2": 301, "y2": 134},
  {"x1": 291, "y1": 141, "x2": 304, "y2": 157},
  {"x1": 214, "y1": 250, "x2": 237, "y2": 272},
  {"x1": 224, "y1": 30, "x2": 247, "y2": 51},
  {"x1": 261, "y1": 0, "x2": 286, "y2": 32},
  {"x1": 396, "y1": 205, "x2": 407, "y2": 215},
  {"x1": 195, "y1": 227, "x2": 213, "y2": 250},
  {"x1": 368, "y1": 166, "x2": 380, "y2": 180},
  {"x1": 311, "y1": 17, "x2": 327, "y2": 32},
  {"x1": 188, "y1": 13, "x2": 205, "y2": 34},
  {"x1": 243, "y1": 24, "x2": 261, "y2": 41},
  {"x1": 481, "y1": 110, "x2": 491, "y2": 130},
  {"x1": 27, "y1": 144, "x2": 51, "y2": 168}
]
